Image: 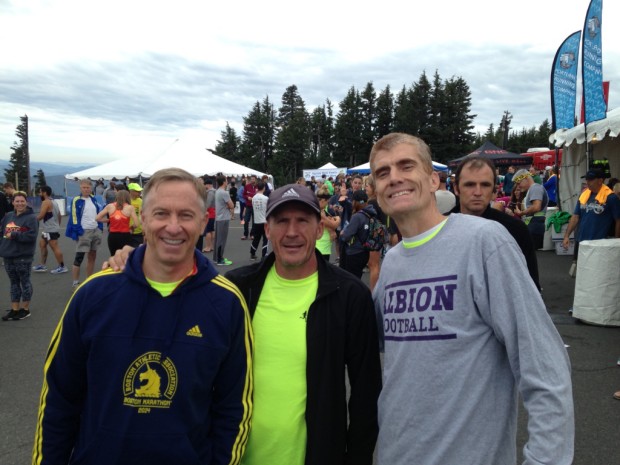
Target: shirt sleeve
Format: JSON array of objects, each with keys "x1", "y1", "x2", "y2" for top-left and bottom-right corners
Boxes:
[
  {"x1": 33, "y1": 298, "x2": 89, "y2": 465},
  {"x1": 479, "y1": 226, "x2": 574, "y2": 464}
]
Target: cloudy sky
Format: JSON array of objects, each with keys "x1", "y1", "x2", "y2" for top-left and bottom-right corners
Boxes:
[{"x1": 1, "y1": 0, "x2": 618, "y2": 165}]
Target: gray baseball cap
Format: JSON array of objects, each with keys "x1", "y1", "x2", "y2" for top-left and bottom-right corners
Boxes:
[{"x1": 266, "y1": 184, "x2": 321, "y2": 218}]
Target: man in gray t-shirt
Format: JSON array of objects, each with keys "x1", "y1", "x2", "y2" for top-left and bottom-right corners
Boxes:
[
  {"x1": 514, "y1": 168, "x2": 548, "y2": 250},
  {"x1": 213, "y1": 175, "x2": 234, "y2": 265},
  {"x1": 370, "y1": 134, "x2": 573, "y2": 465}
]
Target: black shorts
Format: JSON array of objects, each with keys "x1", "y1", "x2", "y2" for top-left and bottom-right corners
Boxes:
[
  {"x1": 205, "y1": 218, "x2": 215, "y2": 233},
  {"x1": 44, "y1": 232, "x2": 60, "y2": 241}
]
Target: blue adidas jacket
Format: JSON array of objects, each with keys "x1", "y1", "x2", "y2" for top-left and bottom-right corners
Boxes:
[{"x1": 33, "y1": 246, "x2": 253, "y2": 465}]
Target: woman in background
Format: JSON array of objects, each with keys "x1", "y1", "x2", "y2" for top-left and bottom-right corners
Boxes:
[
  {"x1": 0, "y1": 191, "x2": 38, "y2": 321},
  {"x1": 96, "y1": 190, "x2": 140, "y2": 255}
]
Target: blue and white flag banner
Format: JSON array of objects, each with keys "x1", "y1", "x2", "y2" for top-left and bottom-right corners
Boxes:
[
  {"x1": 582, "y1": 0, "x2": 606, "y2": 125},
  {"x1": 551, "y1": 31, "x2": 581, "y2": 131}
]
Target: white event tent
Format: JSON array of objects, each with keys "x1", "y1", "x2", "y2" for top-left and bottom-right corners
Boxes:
[
  {"x1": 66, "y1": 139, "x2": 266, "y2": 182},
  {"x1": 550, "y1": 107, "x2": 620, "y2": 212}
]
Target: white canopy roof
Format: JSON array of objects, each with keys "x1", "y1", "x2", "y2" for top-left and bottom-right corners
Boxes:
[
  {"x1": 550, "y1": 107, "x2": 620, "y2": 146},
  {"x1": 318, "y1": 162, "x2": 337, "y2": 169},
  {"x1": 66, "y1": 139, "x2": 266, "y2": 180}
]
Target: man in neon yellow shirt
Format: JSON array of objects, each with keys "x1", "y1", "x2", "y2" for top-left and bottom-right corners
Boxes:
[
  {"x1": 226, "y1": 184, "x2": 381, "y2": 465},
  {"x1": 128, "y1": 182, "x2": 144, "y2": 247}
]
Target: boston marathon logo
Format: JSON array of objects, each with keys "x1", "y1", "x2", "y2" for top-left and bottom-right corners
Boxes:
[
  {"x1": 383, "y1": 275, "x2": 457, "y2": 341},
  {"x1": 123, "y1": 351, "x2": 178, "y2": 414}
]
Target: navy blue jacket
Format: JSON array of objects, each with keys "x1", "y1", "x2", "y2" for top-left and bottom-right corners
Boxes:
[{"x1": 33, "y1": 247, "x2": 253, "y2": 465}]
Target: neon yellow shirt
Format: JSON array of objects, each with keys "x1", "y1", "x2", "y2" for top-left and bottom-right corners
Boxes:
[
  {"x1": 242, "y1": 266, "x2": 318, "y2": 465},
  {"x1": 131, "y1": 196, "x2": 142, "y2": 234}
]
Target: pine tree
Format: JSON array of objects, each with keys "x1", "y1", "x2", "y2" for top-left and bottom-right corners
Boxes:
[
  {"x1": 360, "y1": 82, "x2": 377, "y2": 162},
  {"x1": 5, "y1": 115, "x2": 30, "y2": 192},
  {"x1": 272, "y1": 85, "x2": 310, "y2": 183},
  {"x1": 214, "y1": 122, "x2": 242, "y2": 162},
  {"x1": 309, "y1": 103, "x2": 334, "y2": 167},
  {"x1": 375, "y1": 85, "x2": 394, "y2": 139},
  {"x1": 34, "y1": 169, "x2": 47, "y2": 193},
  {"x1": 239, "y1": 96, "x2": 276, "y2": 173},
  {"x1": 333, "y1": 87, "x2": 364, "y2": 168}
]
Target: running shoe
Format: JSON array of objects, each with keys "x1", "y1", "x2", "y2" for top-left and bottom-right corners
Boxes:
[
  {"x1": 216, "y1": 259, "x2": 233, "y2": 266},
  {"x1": 32, "y1": 264, "x2": 47, "y2": 272},
  {"x1": 10, "y1": 308, "x2": 31, "y2": 320},
  {"x1": 50, "y1": 265, "x2": 69, "y2": 274},
  {"x1": 2, "y1": 310, "x2": 17, "y2": 322}
]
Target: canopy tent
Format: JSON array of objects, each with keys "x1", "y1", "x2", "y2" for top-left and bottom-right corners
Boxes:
[
  {"x1": 347, "y1": 160, "x2": 449, "y2": 174},
  {"x1": 302, "y1": 166, "x2": 348, "y2": 180},
  {"x1": 448, "y1": 141, "x2": 532, "y2": 168},
  {"x1": 318, "y1": 162, "x2": 337, "y2": 169},
  {"x1": 550, "y1": 107, "x2": 620, "y2": 213},
  {"x1": 66, "y1": 139, "x2": 267, "y2": 181}
]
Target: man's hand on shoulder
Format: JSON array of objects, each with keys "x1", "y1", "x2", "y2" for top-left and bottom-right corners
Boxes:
[{"x1": 103, "y1": 245, "x2": 136, "y2": 271}]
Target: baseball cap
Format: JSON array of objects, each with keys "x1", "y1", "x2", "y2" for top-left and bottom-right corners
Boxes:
[
  {"x1": 127, "y1": 183, "x2": 142, "y2": 192},
  {"x1": 581, "y1": 169, "x2": 605, "y2": 180},
  {"x1": 352, "y1": 190, "x2": 368, "y2": 203},
  {"x1": 266, "y1": 184, "x2": 321, "y2": 218}
]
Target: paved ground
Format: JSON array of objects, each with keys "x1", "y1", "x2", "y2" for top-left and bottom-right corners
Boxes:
[{"x1": 1, "y1": 223, "x2": 618, "y2": 465}]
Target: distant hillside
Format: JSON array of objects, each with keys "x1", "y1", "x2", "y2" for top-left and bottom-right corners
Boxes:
[{"x1": 0, "y1": 160, "x2": 96, "y2": 197}]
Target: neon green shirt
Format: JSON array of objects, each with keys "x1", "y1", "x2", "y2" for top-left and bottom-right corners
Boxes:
[
  {"x1": 242, "y1": 266, "x2": 318, "y2": 465},
  {"x1": 130, "y1": 197, "x2": 142, "y2": 234}
]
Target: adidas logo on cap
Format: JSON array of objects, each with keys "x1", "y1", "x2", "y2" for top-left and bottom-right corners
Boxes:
[{"x1": 282, "y1": 188, "x2": 300, "y2": 199}]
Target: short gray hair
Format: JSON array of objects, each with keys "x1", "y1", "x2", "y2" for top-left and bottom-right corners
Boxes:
[{"x1": 142, "y1": 168, "x2": 207, "y2": 212}]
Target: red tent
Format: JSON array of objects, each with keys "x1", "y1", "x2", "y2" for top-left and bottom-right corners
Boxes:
[{"x1": 523, "y1": 149, "x2": 563, "y2": 170}]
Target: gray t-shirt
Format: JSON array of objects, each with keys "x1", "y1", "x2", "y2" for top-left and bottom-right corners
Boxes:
[
  {"x1": 251, "y1": 193, "x2": 269, "y2": 224},
  {"x1": 524, "y1": 182, "x2": 548, "y2": 215},
  {"x1": 373, "y1": 214, "x2": 573, "y2": 465},
  {"x1": 215, "y1": 188, "x2": 232, "y2": 221},
  {"x1": 206, "y1": 188, "x2": 216, "y2": 210}
]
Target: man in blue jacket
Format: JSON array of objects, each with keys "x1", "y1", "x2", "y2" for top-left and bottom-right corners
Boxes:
[
  {"x1": 34, "y1": 168, "x2": 253, "y2": 465},
  {"x1": 65, "y1": 179, "x2": 105, "y2": 288}
]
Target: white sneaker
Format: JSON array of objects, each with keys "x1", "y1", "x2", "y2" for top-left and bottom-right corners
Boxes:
[
  {"x1": 32, "y1": 264, "x2": 47, "y2": 272},
  {"x1": 51, "y1": 266, "x2": 69, "y2": 274}
]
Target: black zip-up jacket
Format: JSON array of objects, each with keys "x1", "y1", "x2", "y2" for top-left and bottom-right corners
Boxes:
[{"x1": 225, "y1": 250, "x2": 381, "y2": 465}]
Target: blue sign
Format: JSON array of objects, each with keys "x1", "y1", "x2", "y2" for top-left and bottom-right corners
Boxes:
[
  {"x1": 582, "y1": 0, "x2": 606, "y2": 124},
  {"x1": 551, "y1": 31, "x2": 581, "y2": 131}
]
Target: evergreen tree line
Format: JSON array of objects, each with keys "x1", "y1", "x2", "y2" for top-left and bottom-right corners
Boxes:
[{"x1": 215, "y1": 71, "x2": 554, "y2": 184}]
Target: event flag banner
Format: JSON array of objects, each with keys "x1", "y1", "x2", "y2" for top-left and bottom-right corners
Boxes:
[
  {"x1": 550, "y1": 31, "x2": 581, "y2": 131},
  {"x1": 581, "y1": 0, "x2": 606, "y2": 125}
]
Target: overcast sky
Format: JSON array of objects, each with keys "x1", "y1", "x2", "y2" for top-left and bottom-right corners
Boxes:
[{"x1": 1, "y1": 0, "x2": 618, "y2": 165}]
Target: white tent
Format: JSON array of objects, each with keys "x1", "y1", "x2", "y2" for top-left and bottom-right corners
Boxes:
[
  {"x1": 550, "y1": 107, "x2": 620, "y2": 212},
  {"x1": 318, "y1": 162, "x2": 337, "y2": 169},
  {"x1": 347, "y1": 160, "x2": 449, "y2": 174},
  {"x1": 66, "y1": 139, "x2": 266, "y2": 181}
]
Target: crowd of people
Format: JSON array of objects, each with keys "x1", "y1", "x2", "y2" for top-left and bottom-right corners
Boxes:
[{"x1": 2, "y1": 131, "x2": 620, "y2": 463}]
